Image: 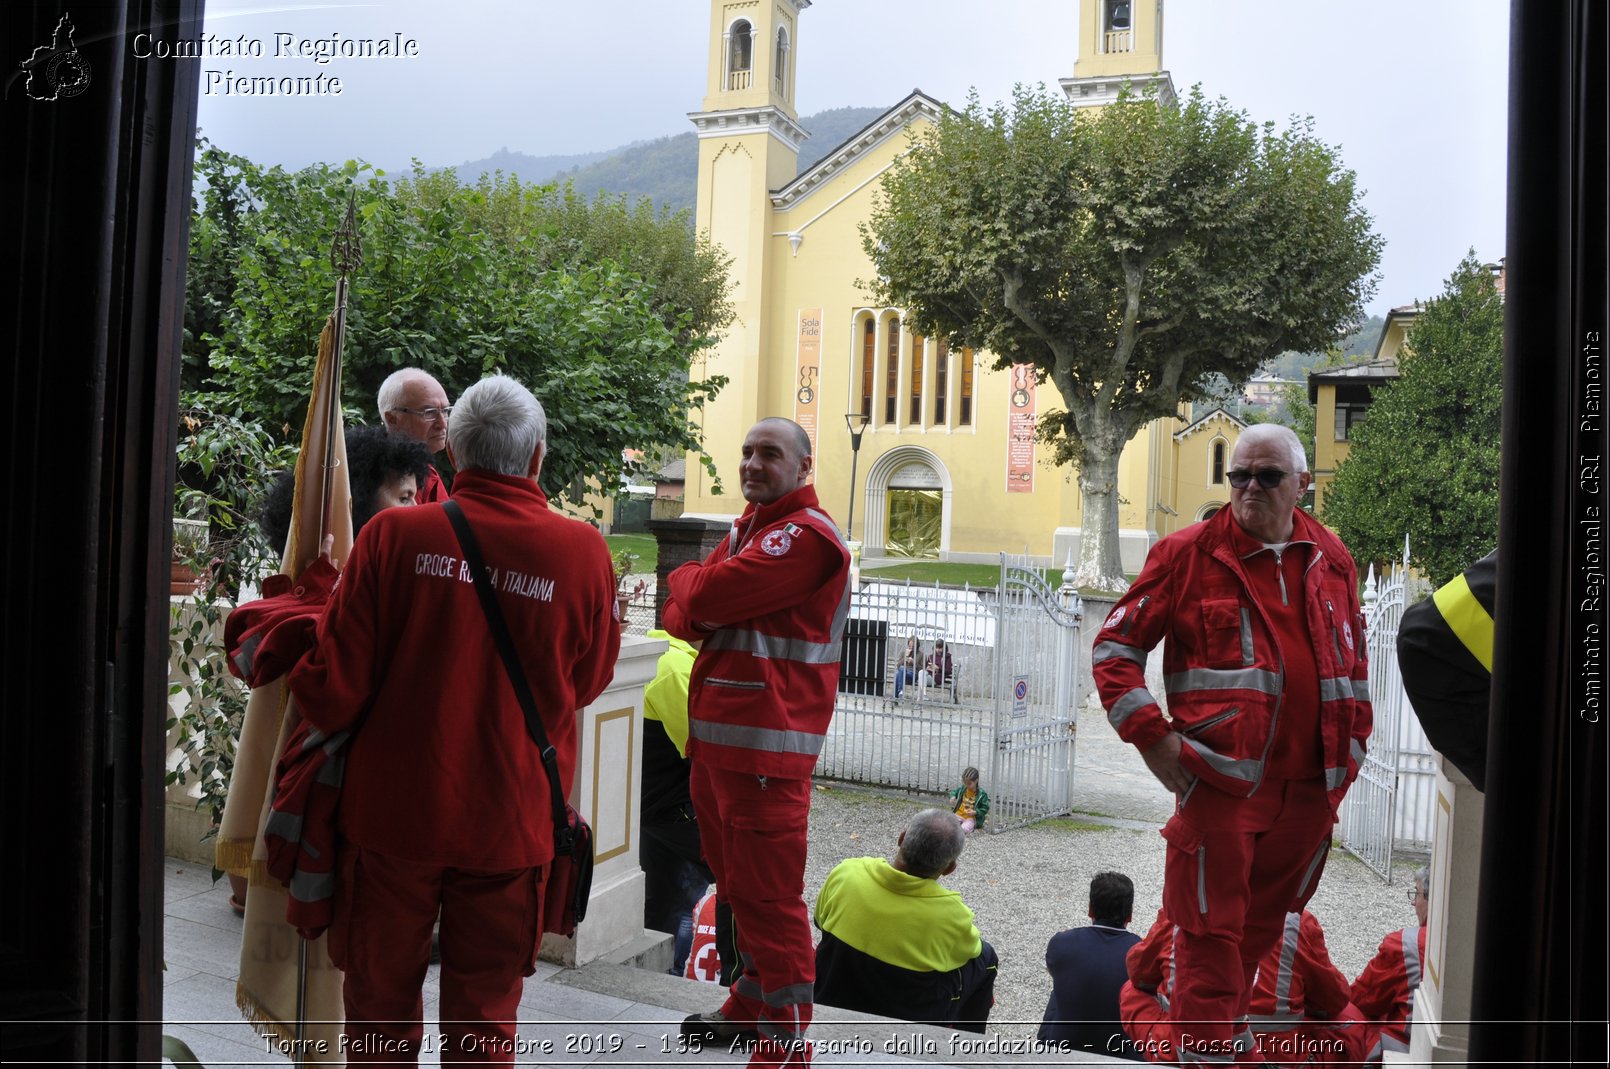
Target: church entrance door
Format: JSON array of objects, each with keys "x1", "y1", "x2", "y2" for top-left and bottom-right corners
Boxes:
[{"x1": 886, "y1": 488, "x2": 941, "y2": 558}]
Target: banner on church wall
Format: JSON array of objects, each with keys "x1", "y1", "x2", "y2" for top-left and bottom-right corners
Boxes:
[
  {"x1": 794, "y1": 307, "x2": 822, "y2": 483},
  {"x1": 1006, "y1": 363, "x2": 1036, "y2": 493}
]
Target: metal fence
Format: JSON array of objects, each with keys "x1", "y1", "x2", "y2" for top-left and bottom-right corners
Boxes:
[
  {"x1": 817, "y1": 555, "x2": 1085, "y2": 829},
  {"x1": 1339, "y1": 538, "x2": 1437, "y2": 880}
]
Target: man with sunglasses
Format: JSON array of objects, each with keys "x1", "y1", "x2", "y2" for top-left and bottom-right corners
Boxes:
[
  {"x1": 378, "y1": 367, "x2": 452, "y2": 502},
  {"x1": 1092, "y1": 423, "x2": 1372, "y2": 1067}
]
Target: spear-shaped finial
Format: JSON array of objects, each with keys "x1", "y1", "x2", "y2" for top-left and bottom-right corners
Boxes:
[{"x1": 330, "y1": 189, "x2": 363, "y2": 277}]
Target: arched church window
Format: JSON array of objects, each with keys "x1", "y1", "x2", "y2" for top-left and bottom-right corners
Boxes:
[
  {"x1": 910, "y1": 334, "x2": 925, "y2": 424},
  {"x1": 860, "y1": 318, "x2": 875, "y2": 421},
  {"x1": 727, "y1": 20, "x2": 753, "y2": 91},
  {"x1": 934, "y1": 337, "x2": 949, "y2": 424},
  {"x1": 958, "y1": 348, "x2": 975, "y2": 426},
  {"x1": 1212, "y1": 439, "x2": 1226, "y2": 484},
  {"x1": 774, "y1": 28, "x2": 789, "y2": 94},
  {"x1": 885, "y1": 318, "x2": 900, "y2": 424}
]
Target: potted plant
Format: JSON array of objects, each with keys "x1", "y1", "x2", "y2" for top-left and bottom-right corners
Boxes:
[
  {"x1": 613, "y1": 547, "x2": 647, "y2": 624},
  {"x1": 171, "y1": 515, "x2": 210, "y2": 596}
]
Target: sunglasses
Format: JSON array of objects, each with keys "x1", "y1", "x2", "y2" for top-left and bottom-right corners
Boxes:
[{"x1": 1227, "y1": 469, "x2": 1291, "y2": 490}]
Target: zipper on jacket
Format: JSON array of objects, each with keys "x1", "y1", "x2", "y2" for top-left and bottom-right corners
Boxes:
[
  {"x1": 1326, "y1": 598, "x2": 1345, "y2": 665},
  {"x1": 757, "y1": 775, "x2": 768, "y2": 791},
  {"x1": 1121, "y1": 596, "x2": 1149, "y2": 636},
  {"x1": 705, "y1": 677, "x2": 766, "y2": 690},
  {"x1": 1183, "y1": 706, "x2": 1242, "y2": 736},
  {"x1": 1275, "y1": 552, "x2": 1289, "y2": 606}
]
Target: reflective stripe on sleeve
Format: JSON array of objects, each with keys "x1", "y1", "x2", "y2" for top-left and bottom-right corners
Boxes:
[
  {"x1": 289, "y1": 866, "x2": 334, "y2": 903},
  {"x1": 1433, "y1": 572, "x2": 1495, "y2": 672},
  {"x1": 1093, "y1": 640, "x2": 1148, "y2": 666},
  {"x1": 1401, "y1": 926, "x2": 1422, "y2": 990},
  {"x1": 1107, "y1": 686, "x2": 1158, "y2": 729},
  {"x1": 689, "y1": 719, "x2": 826, "y2": 757},
  {"x1": 1325, "y1": 765, "x2": 1348, "y2": 789},
  {"x1": 1182, "y1": 737, "x2": 1262, "y2": 783}
]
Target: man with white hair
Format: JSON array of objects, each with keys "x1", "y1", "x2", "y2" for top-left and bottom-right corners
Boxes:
[
  {"x1": 377, "y1": 367, "x2": 451, "y2": 502},
  {"x1": 291, "y1": 373, "x2": 622, "y2": 1063},
  {"x1": 1091, "y1": 422, "x2": 1372, "y2": 1066}
]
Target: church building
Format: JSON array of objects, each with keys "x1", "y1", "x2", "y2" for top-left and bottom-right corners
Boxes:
[{"x1": 682, "y1": 0, "x2": 1243, "y2": 569}]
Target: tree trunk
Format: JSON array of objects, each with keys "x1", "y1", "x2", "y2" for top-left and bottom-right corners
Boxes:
[{"x1": 1074, "y1": 446, "x2": 1129, "y2": 594}]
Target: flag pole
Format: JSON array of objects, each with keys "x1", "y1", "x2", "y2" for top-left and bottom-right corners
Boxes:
[
  {"x1": 318, "y1": 191, "x2": 363, "y2": 544},
  {"x1": 298, "y1": 189, "x2": 363, "y2": 1066}
]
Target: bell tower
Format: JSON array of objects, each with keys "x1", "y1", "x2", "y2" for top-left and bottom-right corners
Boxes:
[
  {"x1": 1062, "y1": 0, "x2": 1176, "y2": 109},
  {"x1": 684, "y1": 1, "x2": 812, "y2": 515}
]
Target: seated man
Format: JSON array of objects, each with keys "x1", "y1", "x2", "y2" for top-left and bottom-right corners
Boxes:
[
  {"x1": 1248, "y1": 910, "x2": 1374, "y2": 1066},
  {"x1": 813, "y1": 808, "x2": 997, "y2": 1033},
  {"x1": 1037, "y1": 872, "x2": 1143, "y2": 1060},
  {"x1": 1122, "y1": 907, "x2": 1372, "y2": 1065},
  {"x1": 1352, "y1": 865, "x2": 1430, "y2": 1062}
]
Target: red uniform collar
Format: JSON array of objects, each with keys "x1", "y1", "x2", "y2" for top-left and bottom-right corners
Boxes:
[
  {"x1": 449, "y1": 468, "x2": 551, "y2": 509},
  {"x1": 738, "y1": 484, "x2": 823, "y2": 529}
]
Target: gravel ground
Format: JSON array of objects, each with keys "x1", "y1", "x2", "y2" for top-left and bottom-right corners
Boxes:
[{"x1": 800, "y1": 782, "x2": 1425, "y2": 1041}]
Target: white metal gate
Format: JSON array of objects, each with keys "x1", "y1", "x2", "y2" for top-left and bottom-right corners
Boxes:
[
  {"x1": 1339, "y1": 538, "x2": 1435, "y2": 879},
  {"x1": 819, "y1": 555, "x2": 1084, "y2": 829}
]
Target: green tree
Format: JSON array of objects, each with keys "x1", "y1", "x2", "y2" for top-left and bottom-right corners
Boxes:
[
  {"x1": 864, "y1": 87, "x2": 1381, "y2": 591},
  {"x1": 1321, "y1": 253, "x2": 1503, "y2": 587},
  {"x1": 187, "y1": 142, "x2": 732, "y2": 507}
]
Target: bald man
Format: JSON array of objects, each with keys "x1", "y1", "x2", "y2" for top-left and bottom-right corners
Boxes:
[
  {"x1": 663, "y1": 418, "x2": 852, "y2": 1068},
  {"x1": 378, "y1": 367, "x2": 450, "y2": 503},
  {"x1": 1092, "y1": 423, "x2": 1372, "y2": 1065}
]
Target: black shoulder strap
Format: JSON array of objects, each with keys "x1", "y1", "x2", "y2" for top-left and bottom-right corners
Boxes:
[{"x1": 442, "y1": 499, "x2": 572, "y2": 847}]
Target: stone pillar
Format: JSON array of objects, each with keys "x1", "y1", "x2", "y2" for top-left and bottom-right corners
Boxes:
[
  {"x1": 539, "y1": 633, "x2": 667, "y2": 967},
  {"x1": 1406, "y1": 757, "x2": 1485, "y2": 1064},
  {"x1": 647, "y1": 516, "x2": 730, "y2": 628}
]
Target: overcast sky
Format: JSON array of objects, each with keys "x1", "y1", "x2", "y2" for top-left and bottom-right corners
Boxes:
[{"x1": 189, "y1": 0, "x2": 1509, "y2": 320}]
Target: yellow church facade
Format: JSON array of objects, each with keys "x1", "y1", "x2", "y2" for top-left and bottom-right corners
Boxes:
[{"x1": 682, "y1": 0, "x2": 1240, "y2": 569}]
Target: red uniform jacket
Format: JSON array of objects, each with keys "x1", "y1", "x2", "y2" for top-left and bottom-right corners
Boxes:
[
  {"x1": 1248, "y1": 910, "x2": 1353, "y2": 1029},
  {"x1": 662, "y1": 484, "x2": 851, "y2": 779},
  {"x1": 1351, "y1": 924, "x2": 1426, "y2": 1053},
  {"x1": 1092, "y1": 506, "x2": 1372, "y2": 807},
  {"x1": 289, "y1": 469, "x2": 621, "y2": 870},
  {"x1": 417, "y1": 463, "x2": 447, "y2": 504}
]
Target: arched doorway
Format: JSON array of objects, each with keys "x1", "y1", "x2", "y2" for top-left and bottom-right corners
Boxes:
[
  {"x1": 861, "y1": 447, "x2": 952, "y2": 560},
  {"x1": 886, "y1": 460, "x2": 943, "y2": 557}
]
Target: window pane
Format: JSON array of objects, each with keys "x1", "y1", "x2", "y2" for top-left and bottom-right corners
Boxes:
[
  {"x1": 861, "y1": 320, "x2": 874, "y2": 419},
  {"x1": 935, "y1": 338, "x2": 949, "y2": 424},
  {"x1": 910, "y1": 335, "x2": 924, "y2": 424},
  {"x1": 885, "y1": 322, "x2": 899, "y2": 424},
  {"x1": 959, "y1": 348, "x2": 974, "y2": 426}
]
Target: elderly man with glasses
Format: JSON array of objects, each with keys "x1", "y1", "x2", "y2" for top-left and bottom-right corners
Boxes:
[
  {"x1": 1092, "y1": 422, "x2": 1373, "y2": 1067},
  {"x1": 378, "y1": 367, "x2": 452, "y2": 502}
]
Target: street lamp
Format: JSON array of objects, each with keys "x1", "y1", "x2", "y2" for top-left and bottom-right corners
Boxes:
[{"x1": 844, "y1": 412, "x2": 870, "y2": 539}]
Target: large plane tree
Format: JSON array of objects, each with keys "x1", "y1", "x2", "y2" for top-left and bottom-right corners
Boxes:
[{"x1": 865, "y1": 87, "x2": 1381, "y2": 591}]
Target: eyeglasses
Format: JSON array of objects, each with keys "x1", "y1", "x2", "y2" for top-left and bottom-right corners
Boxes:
[
  {"x1": 1406, "y1": 887, "x2": 1425, "y2": 903},
  {"x1": 392, "y1": 405, "x2": 451, "y2": 423},
  {"x1": 1227, "y1": 469, "x2": 1291, "y2": 490}
]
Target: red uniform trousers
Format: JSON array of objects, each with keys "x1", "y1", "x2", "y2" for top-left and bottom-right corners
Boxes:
[
  {"x1": 690, "y1": 762, "x2": 814, "y2": 1067},
  {"x1": 1163, "y1": 777, "x2": 1333, "y2": 1065},
  {"x1": 1256, "y1": 1008, "x2": 1376, "y2": 1066},
  {"x1": 1121, "y1": 980, "x2": 1176, "y2": 1063},
  {"x1": 329, "y1": 846, "x2": 545, "y2": 1066}
]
